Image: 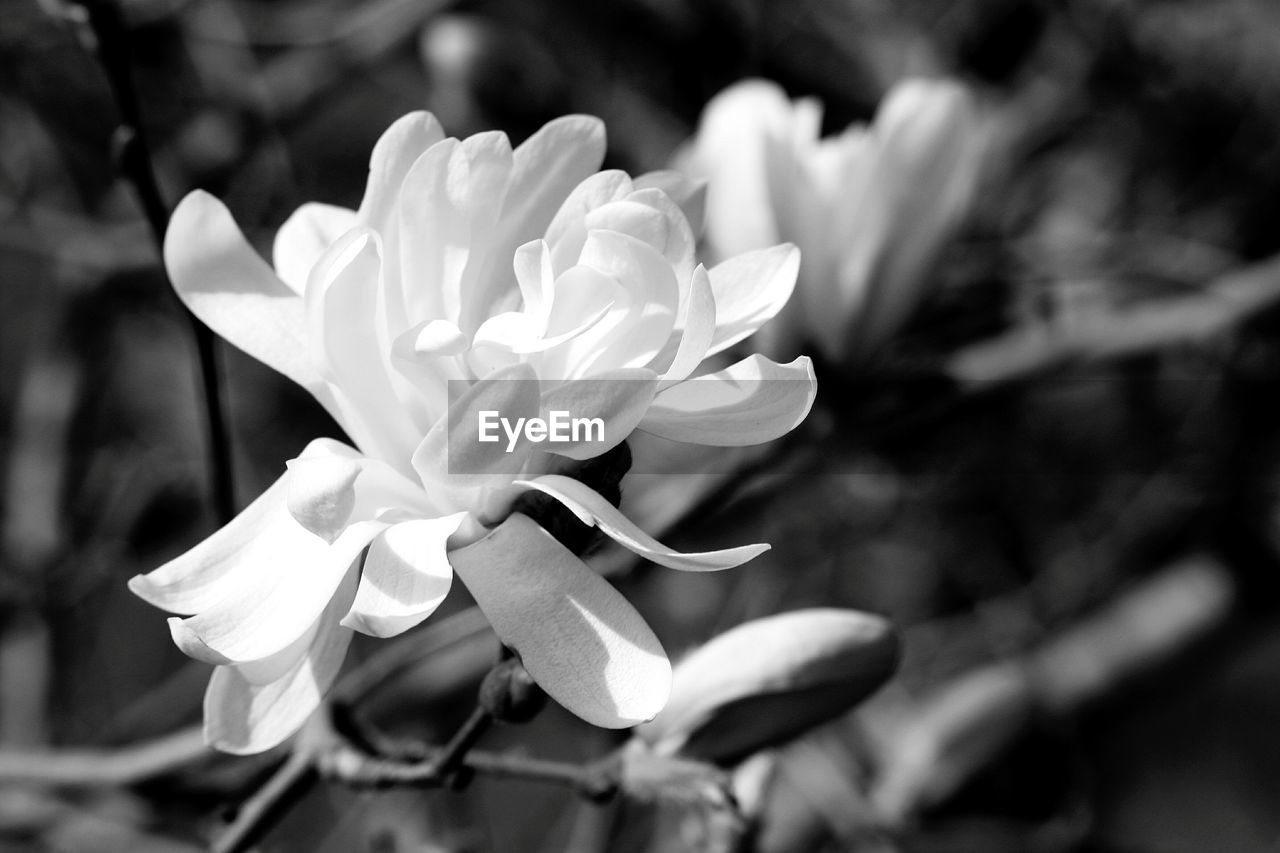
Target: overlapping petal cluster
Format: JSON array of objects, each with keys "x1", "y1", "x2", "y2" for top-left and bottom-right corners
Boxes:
[
  {"x1": 129, "y1": 112, "x2": 816, "y2": 753},
  {"x1": 683, "y1": 78, "x2": 986, "y2": 365}
]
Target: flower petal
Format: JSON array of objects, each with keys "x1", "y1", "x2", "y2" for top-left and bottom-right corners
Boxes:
[
  {"x1": 537, "y1": 368, "x2": 658, "y2": 460},
  {"x1": 273, "y1": 202, "x2": 357, "y2": 294},
  {"x1": 164, "y1": 191, "x2": 335, "y2": 411},
  {"x1": 306, "y1": 228, "x2": 420, "y2": 465},
  {"x1": 659, "y1": 264, "x2": 715, "y2": 388},
  {"x1": 342, "y1": 513, "x2": 467, "y2": 638},
  {"x1": 203, "y1": 569, "x2": 358, "y2": 754},
  {"x1": 706, "y1": 244, "x2": 800, "y2": 356},
  {"x1": 633, "y1": 170, "x2": 707, "y2": 239},
  {"x1": 640, "y1": 354, "x2": 815, "y2": 447},
  {"x1": 449, "y1": 513, "x2": 670, "y2": 727},
  {"x1": 410, "y1": 363, "x2": 540, "y2": 502},
  {"x1": 461, "y1": 116, "x2": 608, "y2": 333},
  {"x1": 513, "y1": 475, "x2": 767, "y2": 572},
  {"x1": 356, "y1": 111, "x2": 445, "y2": 232}
]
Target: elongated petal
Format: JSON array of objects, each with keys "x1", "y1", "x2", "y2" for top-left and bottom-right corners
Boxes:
[
  {"x1": 537, "y1": 368, "x2": 658, "y2": 459},
  {"x1": 164, "y1": 192, "x2": 332, "y2": 408},
  {"x1": 449, "y1": 513, "x2": 670, "y2": 727},
  {"x1": 273, "y1": 202, "x2": 357, "y2": 294},
  {"x1": 640, "y1": 354, "x2": 815, "y2": 446},
  {"x1": 706, "y1": 244, "x2": 800, "y2": 356},
  {"x1": 356, "y1": 111, "x2": 445, "y2": 231},
  {"x1": 306, "y1": 228, "x2": 419, "y2": 464},
  {"x1": 342, "y1": 513, "x2": 467, "y2": 638},
  {"x1": 203, "y1": 569, "x2": 358, "y2": 754},
  {"x1": 514, "y1": 475, "x2": 767, "y2": 571}
]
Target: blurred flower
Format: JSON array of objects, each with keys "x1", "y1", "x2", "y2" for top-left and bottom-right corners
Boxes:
[
  {"x1": 129, "y1": 112, "x2": 815, "y2": 753},
  {"x1": 681, "y1": 78, "x2": 986, "y2": 366}
]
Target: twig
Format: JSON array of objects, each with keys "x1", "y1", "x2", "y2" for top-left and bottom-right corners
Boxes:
[
  {"x1": 0, "y1": 726, "x2": 207, "y2": 786},
  {"x1": 71, "y1": 0, "x2": 236, "y2": 525},
  {"x1": 948, "y1": 253, "x2": 1280, "y2": 387}
]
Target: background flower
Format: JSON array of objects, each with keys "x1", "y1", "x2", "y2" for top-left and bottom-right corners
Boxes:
[{"x1": 682, "y1": 78, "x2": 988, "y2": 367}]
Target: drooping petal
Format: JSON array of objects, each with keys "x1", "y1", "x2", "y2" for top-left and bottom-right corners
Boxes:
[
  {"x1": 449, "y1": 513, "x2": 670, "y2": 727},
  {"x1": 639, "y1": 354, "x2": 816, "y2": 446},
  {"x1": 705, "y1": 244, "x2": 800, "y2": 355},
  {"x1": 342, "y1": 513, "x2": 467, "y2": 638},
  {"x1": 202, "y1": 569, "x2": 358, "y2": 754},
  {"x1": 273, "y1": 202, "x2": 357, "y2": 294},
  {"x1": 157, "y1": 439, "x2": 422, "y2": 665},
  {"x1": 164, "y1": 191, "x2": 337, "y2": 415},
  {"x1": 513, "y1": 475, "x2": 768, "y2": 572},
  {"x1": 356, "y1": 111, "x2": 445, "y2": 232},
  {"x1": 537, "y1": 368, "x2": 658, "y2": 459}
]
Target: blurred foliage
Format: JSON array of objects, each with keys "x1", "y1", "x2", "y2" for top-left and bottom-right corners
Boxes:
[{"x1": 6, "y1": 0, "x2": 1280, "y2": 851}]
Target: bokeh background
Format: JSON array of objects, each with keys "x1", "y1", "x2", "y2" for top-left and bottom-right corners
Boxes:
[{"x1": 6, "y1": 0, "x2": 1280, "y2": 850}]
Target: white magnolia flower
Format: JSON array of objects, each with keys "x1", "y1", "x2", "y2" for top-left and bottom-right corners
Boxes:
[
  {"x1": 683, "y1": 78, "x2": 986, "y2": 365},
  {"x1": 129, "y1": 112, "x2": 816, "y2": 753}
]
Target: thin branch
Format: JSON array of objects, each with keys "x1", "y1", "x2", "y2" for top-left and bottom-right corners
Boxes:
[
  {"x1": 71, "y1": 0, "x2": 236, "y2": 524},
  {"x1": 948, "y1": 253, "x2": 1280, "y2": 387},
  {"x1": 0, "y1": 726, "x2": 207, "y2": 786}
]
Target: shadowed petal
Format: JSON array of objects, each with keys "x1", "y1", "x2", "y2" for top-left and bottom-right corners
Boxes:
[
  {"x1": 342, "y1": 513, "x2": 467, "y2": 638},
  {"x1": 449, "y1": 513, "x2": 670, "y2": 727},
  {"x1": 537, "y1": 368, "x2": 657, "y2": 460},
  {"x1": 514, "y1": 475, "x2": 767, "y2": 572},
  {"x1": 356, "y1": 111, "x2": 445, "y2": 232}
]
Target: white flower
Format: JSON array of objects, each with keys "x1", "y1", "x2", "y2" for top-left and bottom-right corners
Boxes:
[
  {"x1": 682, "y1": 78, "x2": 986, "y2": 365},
  {"x1": 129, "y1": 112, "x2": 816, "y2": 753}
]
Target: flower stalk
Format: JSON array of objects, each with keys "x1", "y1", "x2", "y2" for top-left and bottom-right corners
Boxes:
[{"x1": 70, "y1": 0, "x2": 236, "y2": 524}]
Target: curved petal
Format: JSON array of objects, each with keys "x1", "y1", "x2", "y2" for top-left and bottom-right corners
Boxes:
[
  {"x1": 639, "y1": 354, "x2": 815, "y2": 447},
  {"x1": 513, "y1": 475, "x2": 767, "y2": 572},
  {"x1": 537, "y1": 368, "x2": 658, "y2": 460},
  {"x1": 659, "y1": 264, "x2": 715, "y2": 388},
  {"x1": 203, "y1": 569, "x2": 358, "y2": 754},
  {"x1": 159, "y1": 438, "x2": 424, "y2": 665},
  {"x1": 342, "y1": 513, "x2": 467, "y2": 638},
  {"x1": 449, "y1": 513, "x2": 670, "y2": 727},
  {"x1": 164, "y1": 191, "x2": 334, "y2": 412},
  {"x1": 706, "y1": 244, "x2": 800, "y2": 356},
  {"x1": 128, "y1": 472, "x2": 292, "y2": 615},
  {"x1": 273, "y1": 202, "x2": 357, "y2": 294}
]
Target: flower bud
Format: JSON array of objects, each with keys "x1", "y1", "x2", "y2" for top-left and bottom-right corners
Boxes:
[{"x1": 635, "y1": 609, "x2": 899, "y2": 765}]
